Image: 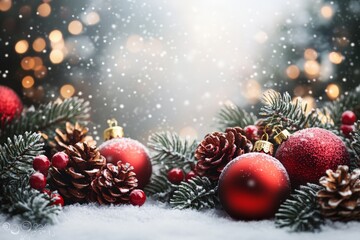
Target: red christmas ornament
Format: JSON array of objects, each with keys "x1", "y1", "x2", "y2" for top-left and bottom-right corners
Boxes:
[
  {"x1": 0, "y1": 85, "x2": 23, "y2": 125},
  {"x1": 275, "y1": 128, "x2": 350, "y2": 189},
  {"x1": 29, "y1": 172, "x2": 47, "y2": 190},
  {"x1": 33, "y1": 155, "x2": 50, "y2": 174},
  {"x1": 129, "y1": 189, "x2": 146, "y2": 206},
  {"x1": 167, "y1": 168, "x2": 184, "y2": 184},
  {"x1": 244, "y1": 125, "x2": 258, "y2": 141},
  {"x1": 218, "y1": 152, "x2": 290, "y2": 220},
  {"x1": 341, "y1": 111, "x2": 357, "y2": 125},
  {"x1": 51, "y1": 152, "x2": 69, "y2": 170},
  {"x1": 341, "y1": 124, "x2": 354, "y2": 138},
  {"x1": 99, "y1": 119, "x2": 152, "y2": 189}
]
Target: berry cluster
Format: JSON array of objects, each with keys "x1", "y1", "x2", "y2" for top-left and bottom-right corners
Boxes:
[
  {"x1": 167, "y1": 168, "x2": 197, "y2": 185},
  {"x1": 29, "y1": 152, "x2": 69, "y2": 207},
  {"x1": 341, "y1": 110, "x2": 357, "y2": 138}
]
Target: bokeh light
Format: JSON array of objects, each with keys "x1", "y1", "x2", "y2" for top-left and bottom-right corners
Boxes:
[
  {"x1": 328, "y1": 52, "x2": 343, "y2": 64},
  {"x1": 286, "y1": 65, "x2": 300, "y2": 79},
  {"x1": 320, "y1": 5, "x2": 333, "y2": 19},
  {"x1": 83, "y1": 11, "x2": 100, "y2": 25},
  {"x1": 49, "y1": 30, "x2": 63, "y2": 43},
  {"x1": 326, "y1": 83, "x2": 340, "y2": 100},
  {"x1": 304, "y1": 48, "x2": 318, "y2": 60},
  {"x1": 304, "y1": 60, "x2": 320, "y2": 76},
  {"x1": 0, "y1": 0, "x2": 12, "y2": 12},
  {"x1": 22, "y1": 76, "x2": 35, "y2": 88},
  {"x1": 21, "y1": 57, "x2": 35, "y2": 70},
  {"x1": 68, "y1": 20, "x2": 83, "y2": 35},
  {"x1": 32, "y1": 37, "x2": 46, "y2": 52},
  {"x1": 34, "y1": 66, "x2": 47, "y2": 79},
  {"x1": 37, "y1": 3, "x2": 51, "y2": 17},
  {"x1": 60, "y1": 84, "x2": 75, "y2": 98},
  {"x1": 15, "y1": 40, "x2": 29, "y2": 54},
  {"x1": 126, "y1": 35, "x2": 144, "y2": 53},
  {"x1": 49, "y1": 50, "x2": 64, "y2": 64}
]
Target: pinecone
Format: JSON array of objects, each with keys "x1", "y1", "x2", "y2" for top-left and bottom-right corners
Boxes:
[
  {"x1": 49, "y1": 142, "x2": 106, "y2": 203},
  {"x1": 317, "y1": 165, "x2": 360, "y2": 221},
  {"x1": 89, "y1": 162, "x2": 138, "y2": 205},
  {"x1": 195, "y1": 127, "x2": 253, "y2": 180},
  {"x1": 52, "y1": 122, "x2": 96, "y2": 151}
]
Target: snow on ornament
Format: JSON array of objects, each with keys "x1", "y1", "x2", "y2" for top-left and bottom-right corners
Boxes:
[{"x1": 275, "y1": 127, "x2": 350, "y2": 189}]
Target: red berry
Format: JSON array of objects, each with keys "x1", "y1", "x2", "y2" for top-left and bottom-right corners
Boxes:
[
  {"x1": 244, "y1": 125, "x2": 258, "y2": 140},
  {"x1": 185, "y1": 170, "x2": 197, "y2": 181},
  {"x1": 167, "y1": 168, "x2": 184, "y2": 184},
  {"x1": 51, "y1": 152, "x2": 69, "y2": 169},
  {"x1": 29, "y1": 172, "x2": 47, "y2": 190},
  {"x1": 51, "y1": 193, "x2": 65, "y2": 207},
  {"x1": 341, "y1": 111, "x2": 357, "y2": 125},
  {"x1": 33, "y1": 155, "x2": 50, "y2": 174},
  {"x1": 129, "y1": 189, "x2": 146, "y2": 207},
  {"x1": 341, "y1": 124, "x2": 354, "y2": 138}
]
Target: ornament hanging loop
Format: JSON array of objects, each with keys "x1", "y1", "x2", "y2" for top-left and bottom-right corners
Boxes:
[
  {"x1": 104, "y1": 118, "x2": 124, "y2": 140},
  {"x1": 252, "y1": 124, "x2": 274, "y2": 155},
  {"x1": 273, "y1": 125, "x2": 291, "y2": 145}
]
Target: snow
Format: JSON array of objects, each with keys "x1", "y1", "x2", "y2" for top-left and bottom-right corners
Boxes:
[{"x1": 1, "y1": 200, "x2": 360, "y2": 240}]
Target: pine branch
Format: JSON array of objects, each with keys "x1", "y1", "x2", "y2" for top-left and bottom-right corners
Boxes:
[
  {"x1": 275, "y1": 183, "x2": 324, "y2": 232},
  {"x1": 0, "y1": 132, "x2": 44, "y2": 180},
  {"x1": 144, "y1": 170, "x2": 174, "y2": 202},
  {"x1": 215, "y1": 104, "x2": 257, "y2": 130},
  {"x1": 170, "y1": 176, "x2": 219, "y2": 210},
  {"x1": 259, "y1": 90, "x2": 332, "y2": 131},
  {"x1": 0, "y1": 97, "x2": 91, "y2": 143},
  {"x1": 0, "y1": 177, "x2": 61, "y2": 225},
  {"x1": 350, "y1": 126, "x2": 360, "y2": 169},
  {"x1": 148, "y1": 132, "x2": 198, "y2": 171}
]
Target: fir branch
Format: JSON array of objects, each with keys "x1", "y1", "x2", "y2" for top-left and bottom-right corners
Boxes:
[
  {"x1": 0, "y1": 132, "x2": 44, "y2": 180},
  {"x1": 148, "y1": 132, "x2": 198, "y2": 171},
  {"x1": 215, "y1": 104, "x2": 257, "y2": 130},
  {"x1": 144, "y1": 170, "x2": 174, "y2": 202},
  {"x1": 170, "y1": 176, "x2": 219, "y2": 210},
  {"x1": 0, "y1": 97, "x2": 91, "y2": 143},
  {"x1": 275, "y1": 183, "x2": 324, "y2": 232},
  {"x1": 350, "y1": 127, "x2": 360, "y2": 169},
  {"x1": 259, "y1": 90, "x2": 332, "y2": 131},
  {"x1": 0, "y1": 177, "x2": 61, "y2": 225}
]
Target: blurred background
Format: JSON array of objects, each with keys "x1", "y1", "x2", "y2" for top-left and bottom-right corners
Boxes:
[{"x1": 0, "y1": 0, "x2": 359, "y2": 142}]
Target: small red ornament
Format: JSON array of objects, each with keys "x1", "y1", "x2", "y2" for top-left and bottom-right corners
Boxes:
[
  {"x1": 167, "y1": 168, "x2": 184, "y2": 184},
  {"x1": 33, "y1": 155, "x2": 50, "y2": 174},
  {"x1": 185, "y1": 170, "x2": 197, "y2": 181},
  {"x1": 341, "y1": 111, "x2": 357, "y2": 125},
  {"x1": 51, "y1": 152, "x2": 69, "y2": 170},
  {"x1": 218, "y1": 152, "x2": 291, "y2": 220},
  {"x1": 0, "y1": 85, "x2": 23, "y2": 125},
  {"x1": 244, "y1": 125, "x2": 258, "y2": 141},
  {"x1": 129, "y1": 189, "x2": 146, "y2": 206},
  {"x1": 99, "y1": 119, "x2": 152, "y2": 189},
  {"x1": 29, "y1": 172, "x2": 47, "y2": 190},
  {"x1": 275, "y1": 128, "x2": 350, "y2": 189},
  {"x1": 341, "y1": 124, "x2": 354, "y2": 138},
  {"x1": 51, "y1": 192, "x2": 65, "y2": 206}
]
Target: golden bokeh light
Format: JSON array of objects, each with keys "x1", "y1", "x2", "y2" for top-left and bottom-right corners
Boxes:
[
  {"x1": 0, "y1": 0, "x2": 12, "y2": 12},
  {"x1": 21, "y1": 57, "x2": 35, "y2": 70},
  {"x1": 32, "y1": 37, "x2": 46, "y2": 52},
  {"x1": 49, "y1": 49, "x2": 64, "y2": 64},
  {"x1": 84, "y1": 11, "x2": 100, "y2": 25},
  {"x1": 32, "y1": 57, "x2": 43, "y2": 70},
  {"x1": 34, "y1": 66, "x2": 47, "y2": 79},
  {"x1": 320, "y1": 5, "x2": 333, "y2": 19},
  {"x1": 292, "y1": 96, "x2": 316, "y2": 114},
  {"x1": 60, "y1": 84, "x2": 75, "y2": 99},
  {"x1": 22, "y1": 76, "x2": 35, "y2": 88},
  {"x1": 15, "y1": 40, "x2": 29, "y2": 54},
  {"x1": 126, "y1": 35, "x2": 144, "y2": 53},
  {"x1": 326, "y1": 83, "x2": 340, "y2": 100},
  {"x1": 328, "y1": 52, "x2": 343, "y2": 64},
  {"x1": 51, "y1": 39, "x2": 65, "y2": 50},
  {"x1": 49, "y1": 30, "x2": 63, "y2": 43},
  {"x1": 304, "y1": 48, "x2": 318, "y2": 60},
  {"x1": 304, "y1": 60, "x2": 320, "y2": 76},
  {"x1": 37, "y1": 3, "x2": 51, "y2": 17},
  {"x1": 68, "y1": 20, "x2": 83, "y2": 35},
  {"x1": 286, "y1": 65, "x2": 300, "y2": 79},
  {"x1": 244, "y1": 79, "x2": 261, "y2": 103}
]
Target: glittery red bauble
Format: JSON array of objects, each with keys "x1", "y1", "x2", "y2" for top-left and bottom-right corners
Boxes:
[
  {"x1": 218, "y1": 153, "x2": 291, "y2": 220},
  {"x1": 275, "y1": 128, "x2": 350, "y2": 189},
  {"x1": 0, "y1": 85, "x2": 23, "y2": 125},
  {"x1": 99, "y1": 138, "x2": 152, "y2": 189}
]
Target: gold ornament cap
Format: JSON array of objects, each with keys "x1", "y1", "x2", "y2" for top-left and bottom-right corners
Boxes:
[
  {"x1": 103, "y1": 118, "x2": 124, "y2": 140},
  {"x1": 252, "y1": 132, "x2": 274, "y2": 155},
  {"x1": 273, "y1": 127, "x2": 291, "y2": 145}
]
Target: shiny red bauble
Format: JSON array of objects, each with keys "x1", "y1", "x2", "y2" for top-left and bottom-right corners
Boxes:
[
  {"x1": 167, "y1": 168, "x2": 184, "y2": 184},
  {"x1": 275, "y1": 128, "x2": 350, "y2": 189},
  {"x1": 29, "y1": 172, "x2": 47, "y2": 190},
  {"x1": 218, "y1": 153, "x2": 291, "y2": 220},
  {"x1": 0, "y1": 85, "x2": 23, "y2": 125},
  {"x1": 33, "y1": 155, "x2": 50, "y2": 174},
  {"x1": 99, "y1": 138, "x2": 152, "y2": 188},
  {"x1": 129, "y1": 189, "x2": 146, "y2": 206},
  {"x1": 341, "y1": 111, "x2": 357, "y2": 125},
  {"x1": 51, "y1": 152, "x2": 69, "y2": 169}
]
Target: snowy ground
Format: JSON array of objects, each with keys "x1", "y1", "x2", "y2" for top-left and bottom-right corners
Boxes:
[{"x1": 1, "y1": 201, "x2": 359, "y2": 240}]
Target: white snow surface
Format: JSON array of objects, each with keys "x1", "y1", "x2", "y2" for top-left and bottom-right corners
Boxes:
[{"x1": 1, "y1": 200, "x2": 359, "y2": 240}]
